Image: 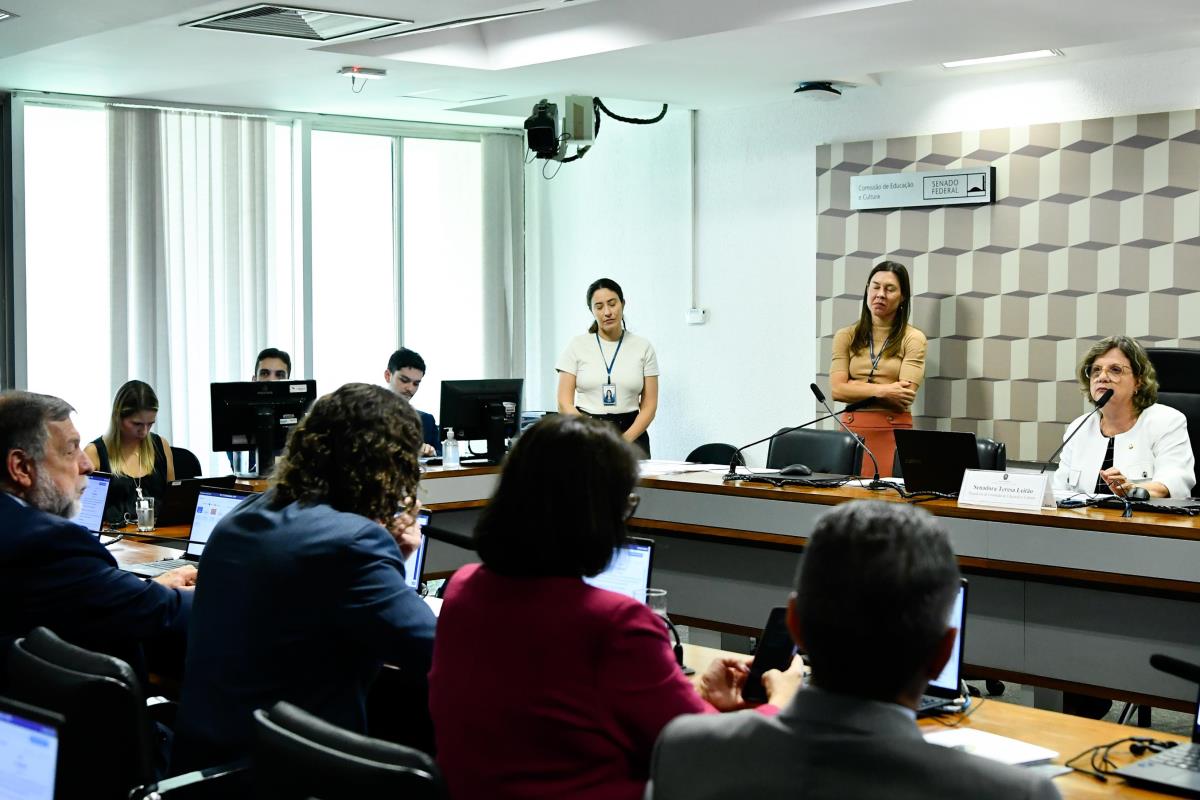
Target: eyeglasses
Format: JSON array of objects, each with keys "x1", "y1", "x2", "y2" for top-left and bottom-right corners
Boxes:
[
  {"x1": 624, "y1": 493, "x2": 641, "y2": 521},
  {"x1": 1086, "y1": 364, "x2": 1130, "y2": 380}
]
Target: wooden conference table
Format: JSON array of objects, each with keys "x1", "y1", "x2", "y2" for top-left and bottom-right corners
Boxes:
[
  {"x1": 130, "y1": 466, "x2": 1200, "y2": 709},
  {"x1": 682, "y1": 643, "x2": 1190, "y2": 800}
]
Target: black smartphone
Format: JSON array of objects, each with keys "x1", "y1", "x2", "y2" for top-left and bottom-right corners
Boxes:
[{"x1": 743, "y1": 606, "x2": 797, "y2": 704}]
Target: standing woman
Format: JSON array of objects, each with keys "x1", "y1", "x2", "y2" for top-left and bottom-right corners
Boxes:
[
  {"x1": 829, "y1": 261, "x2": 927, "y2": 477},
  {"x1": 556, "y1": 278, "x2": 659, "y2": 458},
  {"x1": 84, "y1": 380, "x2": 176, "y2": 524}
]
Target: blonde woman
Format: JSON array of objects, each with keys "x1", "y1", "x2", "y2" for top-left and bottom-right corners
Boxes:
[{"x1": 84, "y1": 380, "x2": 176, "y2": 524}]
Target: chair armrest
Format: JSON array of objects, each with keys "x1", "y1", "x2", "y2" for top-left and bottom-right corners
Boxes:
[{"x1": 131, "y1": 759, "x2": 251, "y2": 799}]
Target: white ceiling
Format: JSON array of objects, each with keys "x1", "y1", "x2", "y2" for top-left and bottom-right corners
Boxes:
[{"x1": 0, "y1": 0, "x2": 1198, "y2": 127}]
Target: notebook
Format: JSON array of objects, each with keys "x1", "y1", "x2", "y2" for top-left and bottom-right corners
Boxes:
[
  {"x1": 0, "y1": 696, "x2": 63, "y2": 800},
  {"x1": 123, "y1": 486, "x2": 254, "y2": 578},
  {"x1": 401, "y1": 509, "x2": 432, "y2": 591},
  {"x1": 895, "y1": 429, "x2": 980, "y2": 494},
  {"x1": 156, "y1": 474, "x2": 238, "y2": 526},
  {"x1": 583, "y1": 537, "x2": 655, "y2": 601},
  {"x1": 1115, "y1": 685, "x2": 1200, "y2": 791},
  {"x1": 917, "y1": 578, "x2": 969, "y2": 716},
  {"x1": 69, "y1": 471, "x2": 113, "y2": 534}
]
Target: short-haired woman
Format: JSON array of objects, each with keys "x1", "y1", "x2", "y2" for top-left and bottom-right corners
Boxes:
[
  {"x1": 556, "y1": 278, "x2": 658, "y2": 458},
  {"x1": 429, "y1": 415, "x2": 799, "y2": 800},
  {"x1": 829, "y1": 261, "x2": 927, "y2": 477},
  {"x1": 84, "y1": 380, "x2": 176, "y2": 524},
  {"x1": 1055, "y1": 335, "x2": 1194, "y2": 499},
  {"x1": 172, "y1": 383, "x2": 437, "y2": 771}
]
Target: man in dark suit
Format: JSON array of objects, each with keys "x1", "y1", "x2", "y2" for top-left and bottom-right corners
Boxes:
[
  {"x1": 385, "y1": 347, "x2": 441, "y2": 455},
  {"x1": 0, "y1": 391, "x2": 196, "y2": 688},
  {"x1": 645, "y1": 501, "x2": 1061, "y2": 800}
]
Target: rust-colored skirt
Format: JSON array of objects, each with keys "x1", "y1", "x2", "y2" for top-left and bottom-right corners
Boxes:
[{"x1": 842, "y1": 409, "x2": 913, "y2": 478}]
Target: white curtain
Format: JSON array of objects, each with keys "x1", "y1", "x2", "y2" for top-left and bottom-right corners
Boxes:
[
  {"x1": 108, "y1": 107, "x2": 282, "y2": 472},
  {"x1": 480, "y1": 133, "x2": 525, "y2": 378}
]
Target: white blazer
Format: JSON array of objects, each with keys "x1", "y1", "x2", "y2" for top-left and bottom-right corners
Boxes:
[{"x1": 1053, "y1": 403, "x2": 1195, "y2": 499}]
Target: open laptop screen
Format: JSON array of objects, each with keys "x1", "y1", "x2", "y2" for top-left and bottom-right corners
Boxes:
[
  {"x1": 186, "y1": 488, "x2": 251, "y2": 558},
  {"x1": 0, "y1": 698, "x2": 61, "y2": 800},
  {"x1": 583, "y1": 538, "x2": 655, "y2": 601},
  {"x1": 928, "y1": 580, "x2": 968, "y2": 695},
  {"x1": 401, "y1": 510, "x2": 431, "y2": 590},
  {"x1": 69, "y1": 472, "x2": 111, "y2": 534}
]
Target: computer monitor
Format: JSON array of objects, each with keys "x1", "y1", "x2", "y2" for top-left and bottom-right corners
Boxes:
[
  {"x1": 210, "y1": 380, "x2": 317, "y2": 477},
  {"x1": 440, "y1": 379, "x2": 523, "y2": 465}
]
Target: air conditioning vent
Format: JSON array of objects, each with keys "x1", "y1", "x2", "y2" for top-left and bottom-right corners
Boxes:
[
  {"x1": 371, "y1": 8, "x2": 543, "y2": 40},
  {"x1": 186, "y1": 4, "x2": 411, "y2": 41}
]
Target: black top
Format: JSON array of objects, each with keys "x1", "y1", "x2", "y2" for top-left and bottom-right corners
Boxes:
[
  {"x1": 91, "y1": 433, "x2": 170, "y2": 523},
  {"x1": 1094, "y1": 435, "x2": 1116, "y2": 495}
]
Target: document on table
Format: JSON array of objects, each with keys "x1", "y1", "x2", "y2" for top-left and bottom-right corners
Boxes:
[{"x1": 924, "y1": 728, "x2": 1057, "y2": 766}]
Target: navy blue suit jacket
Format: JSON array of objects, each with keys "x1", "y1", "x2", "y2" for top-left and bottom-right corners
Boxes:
[
  {"x1": 419, "y1": 409, "x2": 442, "y2": 455},
  {"x1": 0, "y1": 492, "x2": 192, "y2": 688},
  {"x1": 173, "y1": 490, "x2": 437, "y2": 770}
]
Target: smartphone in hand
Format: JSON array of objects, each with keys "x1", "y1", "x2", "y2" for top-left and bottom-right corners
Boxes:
[{"x1": 743, "y1": 606, "x2": 797, "y2": 704}]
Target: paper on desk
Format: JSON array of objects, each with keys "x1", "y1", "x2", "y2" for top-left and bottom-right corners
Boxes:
[
  {"x1": 924, "y1": 728, "x2": 1057, "y2": 766},
  {"x1": 639, "y1": 460, "x2": 726, "y2": 477}
]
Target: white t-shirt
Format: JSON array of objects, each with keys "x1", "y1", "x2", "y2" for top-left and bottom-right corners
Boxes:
[{"x1": 555, "y1": 331, "x2": 660, "y2": 415}]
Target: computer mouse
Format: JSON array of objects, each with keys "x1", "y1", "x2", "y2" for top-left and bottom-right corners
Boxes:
[
  {"x1": 1126, "y1": 486, "x2": 1150, "y2": 502},
  {"x1": 779, "y1": 463, "x2": 812, "y2": 477}
]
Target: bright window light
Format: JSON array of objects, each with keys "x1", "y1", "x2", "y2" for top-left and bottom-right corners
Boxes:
[{"x1": 942, "y1": 49, "x2": 1061, "y2": 69}]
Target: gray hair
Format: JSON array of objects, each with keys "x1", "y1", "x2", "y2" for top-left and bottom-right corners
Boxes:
[
  {"x1": 0, "y1": 391, "x2": 76, "y2": 463},
  {"x1": 796, "y1": 501, "x2": 960, "y2": 701}
]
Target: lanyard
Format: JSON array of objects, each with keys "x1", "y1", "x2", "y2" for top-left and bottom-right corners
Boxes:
[
  {"x1": 595, "y1": 331, "x2": 625, "y2": 381},
  {"x1": 867, "y1": 331, "x2": 892, "y2": 383}
]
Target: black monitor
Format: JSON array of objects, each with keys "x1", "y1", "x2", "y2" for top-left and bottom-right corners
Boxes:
[
  {"x1": 210, "y1": 380, "x2": 317, "y2": 476},
  {"x1": 440, "y1": 379, "x2": 523, "y2": 465}
]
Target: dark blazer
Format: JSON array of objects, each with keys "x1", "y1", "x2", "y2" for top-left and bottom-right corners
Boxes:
[
  {"x1": 0, "y1": 492, "x2": 192, "y2": 688},
  {"x1": 646, "y1": 687, "x2": 1061, "y2": 800},
  {"x1": 418, "y1": 410, "x2": 442, "y2": 455},
  {"x1": 173, "y1": 490, "x2": 437, "y2": 771}
]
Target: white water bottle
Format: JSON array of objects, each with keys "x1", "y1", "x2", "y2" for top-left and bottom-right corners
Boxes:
[{"x1": 443, "y1": 428, "x2": 461, "y2": 468}]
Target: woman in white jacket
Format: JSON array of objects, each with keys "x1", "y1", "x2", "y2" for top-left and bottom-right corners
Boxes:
[{"x1": 1055, "y1": 336, "x2": 1195, "y2": 499}]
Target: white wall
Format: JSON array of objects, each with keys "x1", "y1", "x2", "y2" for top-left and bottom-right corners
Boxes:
[{"x1": 527, "y1": 46, "x2": 1200, "y2": 463}]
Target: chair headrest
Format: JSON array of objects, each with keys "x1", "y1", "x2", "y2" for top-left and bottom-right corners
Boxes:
[{"x1": 22, "y1": 628, "x2": 142, "y2": 697}]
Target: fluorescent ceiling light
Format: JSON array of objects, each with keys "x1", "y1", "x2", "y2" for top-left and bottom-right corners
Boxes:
[
  {"x1": 372, "y1": 9, "x2": 543, "y2": 40},
  {"x1": 942, "y1": 49, "x2": 1062, "y2": 69}
]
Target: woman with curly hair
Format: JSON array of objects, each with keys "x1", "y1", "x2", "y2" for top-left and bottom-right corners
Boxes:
[{"x1": 172, "y1": 383, "x2": 437, "y2": 771}]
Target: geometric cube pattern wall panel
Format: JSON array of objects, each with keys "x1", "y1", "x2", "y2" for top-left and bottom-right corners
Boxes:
[{"x1": 815, "y1": 110, "x2": 1200, "y2": 460}]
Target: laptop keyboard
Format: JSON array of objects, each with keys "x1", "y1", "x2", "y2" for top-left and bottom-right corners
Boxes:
[
  {"x1": 1147, "y1": 743, "x2": 1200, "y2": 771},
  {"x1": 139, "y1": 558, "x2": 190, "y2": 572},
  {"x1": 917, "y1": 695, "x2": 950, "y2": 712}
]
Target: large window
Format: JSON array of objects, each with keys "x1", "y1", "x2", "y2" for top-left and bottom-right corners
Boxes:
[{"x1": 23, "y1": 105, "x2": 111, "y2": 441}]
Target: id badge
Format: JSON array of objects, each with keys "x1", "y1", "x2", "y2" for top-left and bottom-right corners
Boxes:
[{"x1": 602, "y1": 382, "x2": 617, "y2": 407}]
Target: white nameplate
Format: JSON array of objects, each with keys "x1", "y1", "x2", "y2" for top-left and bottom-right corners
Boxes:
[
  {"x1": 851, "y1": 166, "x2": 995, "y2": 210},
  {"x1": 957, "y1": 469, "x2": 1054, "y2": 512}
]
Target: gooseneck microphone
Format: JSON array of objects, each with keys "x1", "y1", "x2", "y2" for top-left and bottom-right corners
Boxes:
[
  {"x1": 1150, "y1": 653, "x2": 1200, "y2": 685},
  {"x1": 811, "y1": 383, "x2": 882, "y2": 485},
  {"x1": 1039, "y1": 388, "x2": 1114, "y2": 474},
  {"x1": 724, "y1": 396, "x2": 874, "y2": 479}
]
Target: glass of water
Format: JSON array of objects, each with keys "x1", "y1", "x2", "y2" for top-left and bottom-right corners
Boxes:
[{"x1": 136, "y1": 496, "x2": 156, "y2": 532}]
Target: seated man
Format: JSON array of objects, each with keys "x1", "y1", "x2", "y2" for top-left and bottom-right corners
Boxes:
[
  {"x1": 384, "y1": 347, "x2": 440, "y2": 455},
  {"x1": 173, "y1": 383, "x2": 437, "y2": 771},
  {"x1": 0, "y1": 391, "x2": 195, "y2": 689},
  {"x1": 646, "y1": 501, "x2": 1060, "y2": 800}
]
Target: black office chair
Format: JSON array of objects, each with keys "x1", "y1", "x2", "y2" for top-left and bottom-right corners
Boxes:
[
  {"x1": 685, "y1": 442, "x2": 742, "y2": 466},
  {"x1": 172, "y1": 446, "x2": 203, "y2": 480},
  {"x1": 766, "y1": 429, "x2": 862, "y2": 475},
  {"x1": 253, "y1": 701, "x2": 447, "y2": 800},
  {"x1": 6, "y1": 627, "x2": 165, "y2": 800},
  {"x1": 892, "y1": 436, "x2": 1007, "y2": 478},
  {"x1": 1145, "y1": 348, "x2": 1200, "y2": 497}
]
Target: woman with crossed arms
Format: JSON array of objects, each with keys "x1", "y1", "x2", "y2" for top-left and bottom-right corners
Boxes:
[{"x1": 556, "y1": 278, "x2": 658, "y2": 458}]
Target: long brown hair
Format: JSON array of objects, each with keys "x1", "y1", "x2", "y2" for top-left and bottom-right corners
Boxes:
[{"x1": 848, "y1": 261, "x2": 911, "y2": 359}]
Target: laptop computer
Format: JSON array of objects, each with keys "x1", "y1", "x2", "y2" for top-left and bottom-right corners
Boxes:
[
  {"x1": 156, "y1": 474, "x2": 238, "y2": 526},
  {"x1": 895, "y1": 429, "x2": 980, "y2": 494},
  {"x1": 918, "y1": 578, "x2": 969, "y2": 716},
  {"x1": 1115, "y1": 687, "x2": 1200, "y2": 791},
  {"x1": 69, "y1": 471, "x2": 113, "y2": 535},
  {"x1": 124, "y1": 486, "x2": 254, "y2": 578},
  {"x1": 401, "y1": 509, "x2": 432, "y2": 591},
  {"x1": 583, "y1": 537, "x2": 655, "y2": 601},
  {"x1": 0, "y1": 696, "x2": 63, "y2": 800}
]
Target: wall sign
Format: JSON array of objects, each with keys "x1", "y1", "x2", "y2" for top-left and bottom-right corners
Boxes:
[{"x1": 850, "y1": 166, "x2": 995, "y2": 210}]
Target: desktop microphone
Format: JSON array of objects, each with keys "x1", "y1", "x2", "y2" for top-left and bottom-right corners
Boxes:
[
  {"x1": 1149, "y1": 653, "x2": 1200, "y2": 685},
  {"x1": 724, "y1": 396, "x2": 874, "y2": 479},
  {"x1": 810, "y1": 383, "x2": 882, "y2": 486},
  {"x1": 422, "y1": 524, "x2": 477, "y2": 551},
  {"x1": 1039, "y1": 388, "x2": 1114, "y2": 474}
]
